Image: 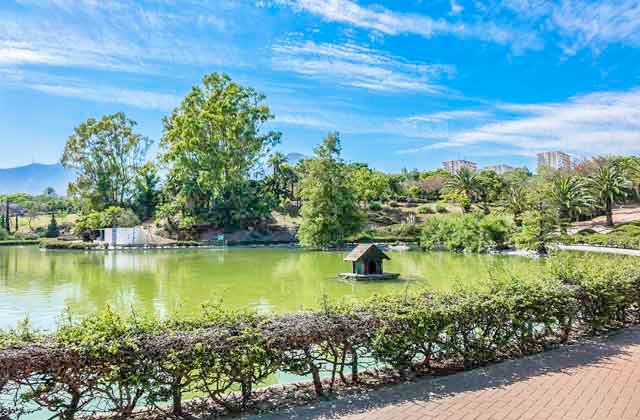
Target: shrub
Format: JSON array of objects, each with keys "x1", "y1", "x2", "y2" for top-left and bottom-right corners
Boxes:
[
  {"x1": 368, "y1": 201, "x2": 383, "y2": 211},
  {"x1": 417, "y1": 205, "x2": 435, "y2": 214},
  {"x1": 40, "y1": 239, "x2": 106, "y2": 250},
  {"x1": 45, "y1": 214, "x2": 60, "y2": 238},
  {"x1": 0, "y1": 228, "x2": 9, "y2": 241},
  {"x1": 435, "y1": 203, "x2": 448, "y2": 213},
  {"x1": 421, "y1": 213, "x2": 512, "y2": 253}
]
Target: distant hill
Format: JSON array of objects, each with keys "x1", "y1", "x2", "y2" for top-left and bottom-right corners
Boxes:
[
  {"x1": 285, "y1": 153, "x2": 308, "y2": 165},
  {"x1": 0, "y1": 163, "x2": 75, "y2": 195}
]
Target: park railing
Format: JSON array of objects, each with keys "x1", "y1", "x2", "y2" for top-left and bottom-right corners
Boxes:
[{"x1": 1, "y1": 254, "x2": 639, "y2": 419}]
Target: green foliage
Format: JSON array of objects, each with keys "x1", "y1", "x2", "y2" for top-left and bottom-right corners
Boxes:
[
  {"x1": 298, "y1": 134, "x2": 364, "y2": 248},
  {"x1": 558, "y1": 222, "x2": 640, "y2": 250},
  {"x1": 444, "y1": 168, "x2": 478, "y2": 212},
  {"x1": 73, "y1": 207, "x2": 140, "y2": 241},
  {"x1": 160, "y1": 72, "x2": 281, "y2": 229},
  {"x1": 132, "y1": 162, "x2": 161, "y2": 220},
  {"x1": 0, "y1": 228, "x2": 8, "y2": 241},
  {"x1": 349, "y1": 166, "x2": 392, "y2": 206},
  {"x1": 62, "y1": 112, "x2": 150, "y2": 210},
  {"x1": 588, "y1": 165, "x2": 630, "y2": 226},
  {"x1": 435, "y1": 203, "x2": 449, "y2": 213},
  {"x1": 421, "y1": 213, "x2": 512, "y2": 253},
  {"x1": 40, "y1": 239, "x2": 107, "y2": 250},
  {"x1": 417, "y1": 204, "x2": 435, "y2": 214},
  {"x1": 475, "y1": 170, "x2": 507, "y2": 214},
  {"x1": 549, "y1": 175, "x2": 592, "y2": 233},
  {"x1": 513, "y1": 209, "x2": 557, "y2": 254},
  {"x1": 45, "y1": 213, "x2": 60, "y2": 238}
]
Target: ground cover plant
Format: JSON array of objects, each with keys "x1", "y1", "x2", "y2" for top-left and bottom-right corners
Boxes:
[{"x1": 1, "y1": 255, "x2": 638, "y2": 419}]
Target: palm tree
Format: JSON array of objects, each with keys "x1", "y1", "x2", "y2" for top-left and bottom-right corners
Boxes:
[
  {"x1": 446, "y1": 168, "x2": 479, "y2": 213},
  {"x1": 588, "y1": 166, "x2": 630, "y2": 226},
  {"x1": 549, "y1": 175, "x2": 592, "y2": 233},
  {"x1": 503, "y1": 184, "x2": 529, "y2": 226}
]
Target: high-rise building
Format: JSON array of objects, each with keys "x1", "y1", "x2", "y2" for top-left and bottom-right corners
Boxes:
[
  {"x1": 443, "y1": 160, "x2": 477, "y2": 174},
  {"x1": 537, "y1": 151, "x2": 571, "y2": 171},
  {"x1": 484, "y1": 164, "x2": 517, "y2": 175}
]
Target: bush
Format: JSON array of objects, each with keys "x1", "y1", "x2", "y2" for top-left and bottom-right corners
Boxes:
[
  {"x1": 40, "y1": 239, "x2": 106, "y2": 250},
  {"x1": 557, "y1": 226, "x2": 640, "y2": 250},
  {"x1": 0, "y1": 228, "x2": 9, "y2": 241},
  {"x1": 435, "y1": 203, "x2": 448, "y2": 213},
  {"x1": 421, "y1": 213, "x2": 512, "y2": 253},
  {"x1": 1, "y1": 256, "x2": 637, "y2": 418},
  {"x1": 417, "y1": 205, "x2": 435, "y2": 214},
  {"x1": 368, "y1": 201, "x2": 383, "y2": 211}
]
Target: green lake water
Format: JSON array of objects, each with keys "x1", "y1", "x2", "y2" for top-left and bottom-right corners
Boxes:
[{"x1": 0, "y1": 246, "x2": 550, "y2": 331}]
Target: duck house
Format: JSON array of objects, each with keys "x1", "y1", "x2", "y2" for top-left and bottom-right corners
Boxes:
[{"x1": 339, "y1": 244, "x2": 400, "y2": 280}]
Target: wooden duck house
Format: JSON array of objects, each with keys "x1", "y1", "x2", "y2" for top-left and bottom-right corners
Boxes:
[{"x1": 339, "y1": 244, "x2": 400, "y2": 280}]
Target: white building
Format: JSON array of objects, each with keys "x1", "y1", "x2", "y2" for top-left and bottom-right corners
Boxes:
[
  {"x1": 99, "y1": 227, "x2": 153, "y2": 247},
  {"x1": 537, "y1": 151, "x2": 571, "y2": 171},
  {"x1": 443, "y1": 160, "x2": 477, "y2": 174},
  {"x1": 484, "y1": 164, "x2": 517, "y2": 175}
]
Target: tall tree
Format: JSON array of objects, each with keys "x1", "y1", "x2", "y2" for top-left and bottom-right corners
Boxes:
[
  {"x1": 298, "y1": 133, "x2": 364, "y2": 248},
  {"x1": 588, "y1": 166, "x2": 630, "y2": 226},
  {"x1": 132, "y1": 162, "x2": 161, "y2": 220},
  {"x1": 160, "y1": 73, "x2": 281, "y2": 228},
  {"x1": 62, "y1": 113, "x2": 150, "y2": 210},
  {"x1": 502, "y1": 184, "x2": 529, "y2": 227}
]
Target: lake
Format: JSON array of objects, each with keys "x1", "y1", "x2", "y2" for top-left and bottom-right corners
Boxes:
[{"x1": 0, "y1": 246, "x2": 548, "y2": 331}]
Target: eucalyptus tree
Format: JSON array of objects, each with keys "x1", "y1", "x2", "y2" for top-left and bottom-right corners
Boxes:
[
  {"x1": 298, "y1": 133, "x2": 364, "y2": 248},
  {"x1": 62, "y1": 112, "x2": 151, "y2": 210},
  {"x1": 588, "y1": 166, "x2": 630, "y2": 226},
  {"x1": 549, "y1": 175, "x2": 592, "y2": 233},
  {"x1": 160, "y1": 73, "x2": 281, "y2": 228}
]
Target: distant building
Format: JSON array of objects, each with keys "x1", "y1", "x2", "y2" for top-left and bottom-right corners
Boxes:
[
  {"x1": 443, "y1": 160, "x2": 477, "y2": 174},
  {"x1": 537, "y1": 151, "x2": 571, "y2": 171},
  {"x1": 484, "y1": 164, "x2": 517, "y2": 175}
]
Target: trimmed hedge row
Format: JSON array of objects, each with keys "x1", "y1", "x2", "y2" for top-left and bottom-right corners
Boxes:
[{"x1": 1, "y1": 255, "x2": 639, "y2": 419}]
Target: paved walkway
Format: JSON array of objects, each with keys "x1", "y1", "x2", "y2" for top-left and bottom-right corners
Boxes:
[{"x1": 249, "y1": 328, "x2": 640, "y2": 420}]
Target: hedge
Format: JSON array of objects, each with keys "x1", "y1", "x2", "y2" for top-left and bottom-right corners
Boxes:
[
  {"x1": 1, "y1": 255, "x2": 639, "y2": 419},
  {"x1": 39, "y1": 239, "x2": 107, "y2": 250},
  {"x1": 0, "y1": 240, "x2": 40, "y2": 247}
]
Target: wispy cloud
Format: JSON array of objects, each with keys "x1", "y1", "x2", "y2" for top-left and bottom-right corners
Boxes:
[
  {"x1": 400, "y1": 110, "x2": 490, "y2": 123},
  {"x1": 3, "y1": 69, "x2": 180, "y2": 110},
  {"x1": 279, "y1": 0, "x2": 543, "y2": 52},
  {"x1": 0, "y1": 1, "x2": 242, "y2": 73},
  {"x1": 422, "y1": 88, "x2": 640, "y2": 155},
  {"x1": 272, "y1": 40, "x2": 454, "y2": 93}
]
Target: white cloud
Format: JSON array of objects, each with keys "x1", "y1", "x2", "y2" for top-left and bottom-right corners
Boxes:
[
  {"x1": 400, "y1": 110, "x2": 489, "y2": 123},
  {"x1": 426, "y1": 88, "x2": 640, "y2": 155},
  {"x1": 272, "y1": 40, "x2": 454, "y2": 93},
  {"x1": 280, "y1": 0, "x2": 542, "y2": 52}
]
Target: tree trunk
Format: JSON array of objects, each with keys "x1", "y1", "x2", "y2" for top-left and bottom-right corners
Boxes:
[{"x1": 606, "y1": 200, "x2": 614, "y2": 226}]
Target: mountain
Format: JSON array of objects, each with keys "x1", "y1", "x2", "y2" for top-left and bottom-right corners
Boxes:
[
  {"x1": 285, "y1": 152, "x2": 308, "y2": 165},
  {"x1": 0, "y1": 163, "x2": 75, "y2": 195}
]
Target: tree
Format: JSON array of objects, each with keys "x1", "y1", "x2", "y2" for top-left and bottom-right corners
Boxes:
[
  {"x1": 513, "y1": 207, "x2": 557, "y2": 254},
  {"x1": 588, "y1": 166, "x2": 629, "y2": 226},
  {"x1": 298, "y1": 133, "x2": 364, "y2": 248},
  {"x1": 160, "y1": 73, "x2": 281, "y2": 229},
  {"x1": 444, "y1": 168, "x2": 479, "y2": 212},
  {"x1": 475, "y1": 170, "x2": 507, "y2": 214},
  {"x1": 132, "y1": 163, "x2": 161, "y2": 221},
  {"x1": 549, "y1": 175, "x2": 592, "y2": 233},
  {"x1": 62, "y1": 113, "x2": 150, "y2": 210},
  {"x1": 502, "y1": 184, "x2": 529, "y2": 227},
  {"x1": 349, "y1": 166, "x2": 392, "y2": 207}
]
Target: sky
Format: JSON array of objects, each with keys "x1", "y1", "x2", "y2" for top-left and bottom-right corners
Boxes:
[{"x1": 1, "y1": 0, "x2": 640, "y2": 172}]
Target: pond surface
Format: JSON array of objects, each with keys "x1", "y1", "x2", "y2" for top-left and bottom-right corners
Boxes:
[{"x1": 0, "y1": 246, "x2": 548, "y2": 331}]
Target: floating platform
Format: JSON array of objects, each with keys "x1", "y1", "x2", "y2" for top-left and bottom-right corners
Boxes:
[{"x1": 338, "y1": 272, "x2": 400, "y2": 281}]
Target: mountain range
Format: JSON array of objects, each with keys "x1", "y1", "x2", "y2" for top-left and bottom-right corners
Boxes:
[{"x1": 0, "y1": 163, "x2": 75, "y2": 195}]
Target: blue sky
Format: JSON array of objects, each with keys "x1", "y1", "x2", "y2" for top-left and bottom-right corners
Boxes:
[{"x1": 2, "y1": 0, "x2": 640, "y2": 172}]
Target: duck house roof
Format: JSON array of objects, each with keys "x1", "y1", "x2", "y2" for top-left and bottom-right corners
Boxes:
[{"x1": 344, "y1": 243, "x2": 390, "y2": 262}]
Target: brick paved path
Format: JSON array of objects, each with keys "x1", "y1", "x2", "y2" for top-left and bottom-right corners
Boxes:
[{"x1": 249, "y1": 328, "x2": 640, "y2": 420}]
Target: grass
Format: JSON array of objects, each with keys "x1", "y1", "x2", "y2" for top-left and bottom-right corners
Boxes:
[{"x1": 13, "y1": 213, "x2": 77, "y2": 234}]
